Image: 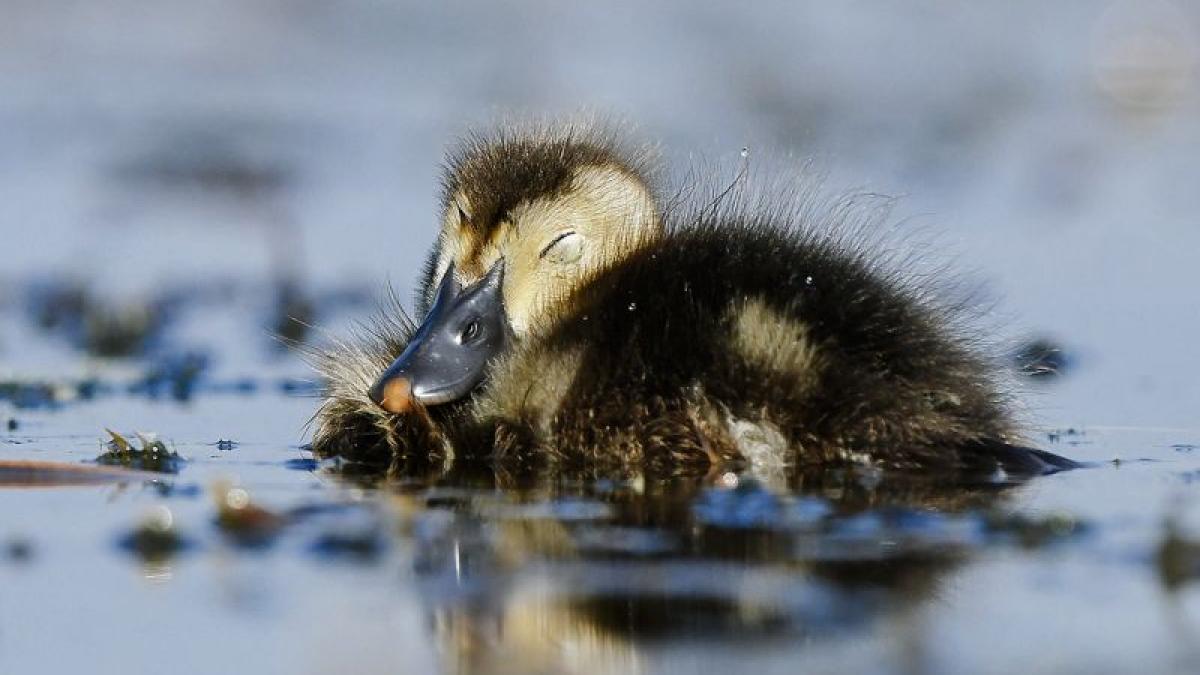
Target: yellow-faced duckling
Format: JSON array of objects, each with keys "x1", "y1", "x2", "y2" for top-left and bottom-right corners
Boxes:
[{"x1": 310, "y1": 121, "x2": 1074, "y2": 477}]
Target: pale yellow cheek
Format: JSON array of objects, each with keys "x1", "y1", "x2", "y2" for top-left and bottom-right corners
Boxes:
[
  {"x1": 498, "y1": 265, "x2": 572, "y2": 337},
  {"x1": 502, "y1": 273, "x2": 548, "y2": 337},
  {"x1": 499, "y1": 261, "x2": 529, "y2": 332},
  {"x1": 505, "y1": 295, "x2": 533, "y2": 336}
]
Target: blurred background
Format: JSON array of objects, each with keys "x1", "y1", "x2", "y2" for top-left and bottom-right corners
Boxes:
[
  {"x1": 4, "y1": 5, "x2": 1200, "y2": 674},
  {"x1": 1, "y1": 0, "x2": 1198, "y2": 430}
]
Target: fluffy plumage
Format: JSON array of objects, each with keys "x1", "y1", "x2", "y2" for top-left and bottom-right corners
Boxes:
[{"x1": 308, "y1": 120, "x2": 1073, "y2": 477}]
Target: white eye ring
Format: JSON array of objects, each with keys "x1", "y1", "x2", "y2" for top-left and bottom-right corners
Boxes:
[{"x1": 539, "y1": 231, "x2": 583, "y2": 264}]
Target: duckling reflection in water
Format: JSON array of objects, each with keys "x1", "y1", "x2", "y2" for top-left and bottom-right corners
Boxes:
[
  {"x1": 379, "y1": 467, "x2": 992, "y2": 674},
  {"x1": 310, "y1": 119, "x2": 1075, "y2": 477}
]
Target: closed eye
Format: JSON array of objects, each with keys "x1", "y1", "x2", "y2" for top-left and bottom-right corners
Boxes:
[{"x1": 539, "y1": 231, "x2": 578, "y2": 259}]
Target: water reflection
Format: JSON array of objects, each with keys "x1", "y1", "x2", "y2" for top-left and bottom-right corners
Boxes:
[{"x1": 332, "y1": 461, "x2": 1073, "y2": 674}]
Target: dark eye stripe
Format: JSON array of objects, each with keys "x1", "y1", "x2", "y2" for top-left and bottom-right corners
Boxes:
[{"x1": 539, "y1": 231, "x2": 576, "y2": 259}]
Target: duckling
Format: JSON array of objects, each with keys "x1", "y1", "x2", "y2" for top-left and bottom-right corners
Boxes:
[{"x1": 310, "y1": 120, "x2": 1074, "y2": 477}]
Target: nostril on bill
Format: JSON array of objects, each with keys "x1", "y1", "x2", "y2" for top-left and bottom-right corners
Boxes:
[{"x1": 371, "y1": 376, "x2": 414, "y2": 414}]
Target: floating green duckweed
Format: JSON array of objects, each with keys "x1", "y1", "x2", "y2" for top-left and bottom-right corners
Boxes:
[{"x1": 95, "y1": 429, "x2": 185, "y2": 474}]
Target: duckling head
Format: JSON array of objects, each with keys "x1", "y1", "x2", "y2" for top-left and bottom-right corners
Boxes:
[{"x1": 370, "y1": 122, "x2": 660, "y2": 414}]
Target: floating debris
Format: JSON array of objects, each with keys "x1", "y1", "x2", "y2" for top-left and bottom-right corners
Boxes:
[
  {"x1": 0, "y1": 459, "x2": 164, "y2": 488},
  {"x1": 1046, "y1": 428, "x2": 1085, "y2": 444},
  {"x1": 95, "y1": 429, "x2": 185, "y2": 474},
  {"x1": 0, "y1": 379, "x2": 63, "y2": 410},
  {"x1": 1012, "y1": 337, "x2": 1073, "y2": 379},
  {"x1": 4, "y1": 537, "x2": 33, "y2": 563},
  {"x1": 213, "y1": 481, "x2": 285, "y2": 548},
  {"x1": 118, "y1": 506, "x2": 190, "y2": 563},
  {"x1": 1157, "y1": 520, "x2": 1200, "y2": 590}
]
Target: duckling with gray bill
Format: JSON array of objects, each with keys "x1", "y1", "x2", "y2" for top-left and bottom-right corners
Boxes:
[
  {"x1": 368, "y1": 259, "x2": 510, "y2": 411},
  {"x1": 311, "y1": 120, "x2": 1076, "y2": 478}
]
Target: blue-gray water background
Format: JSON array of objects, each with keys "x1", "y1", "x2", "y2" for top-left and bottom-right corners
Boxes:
[{"x1": 2, "y1": 2, "x2": 1200, "y2": 674}]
